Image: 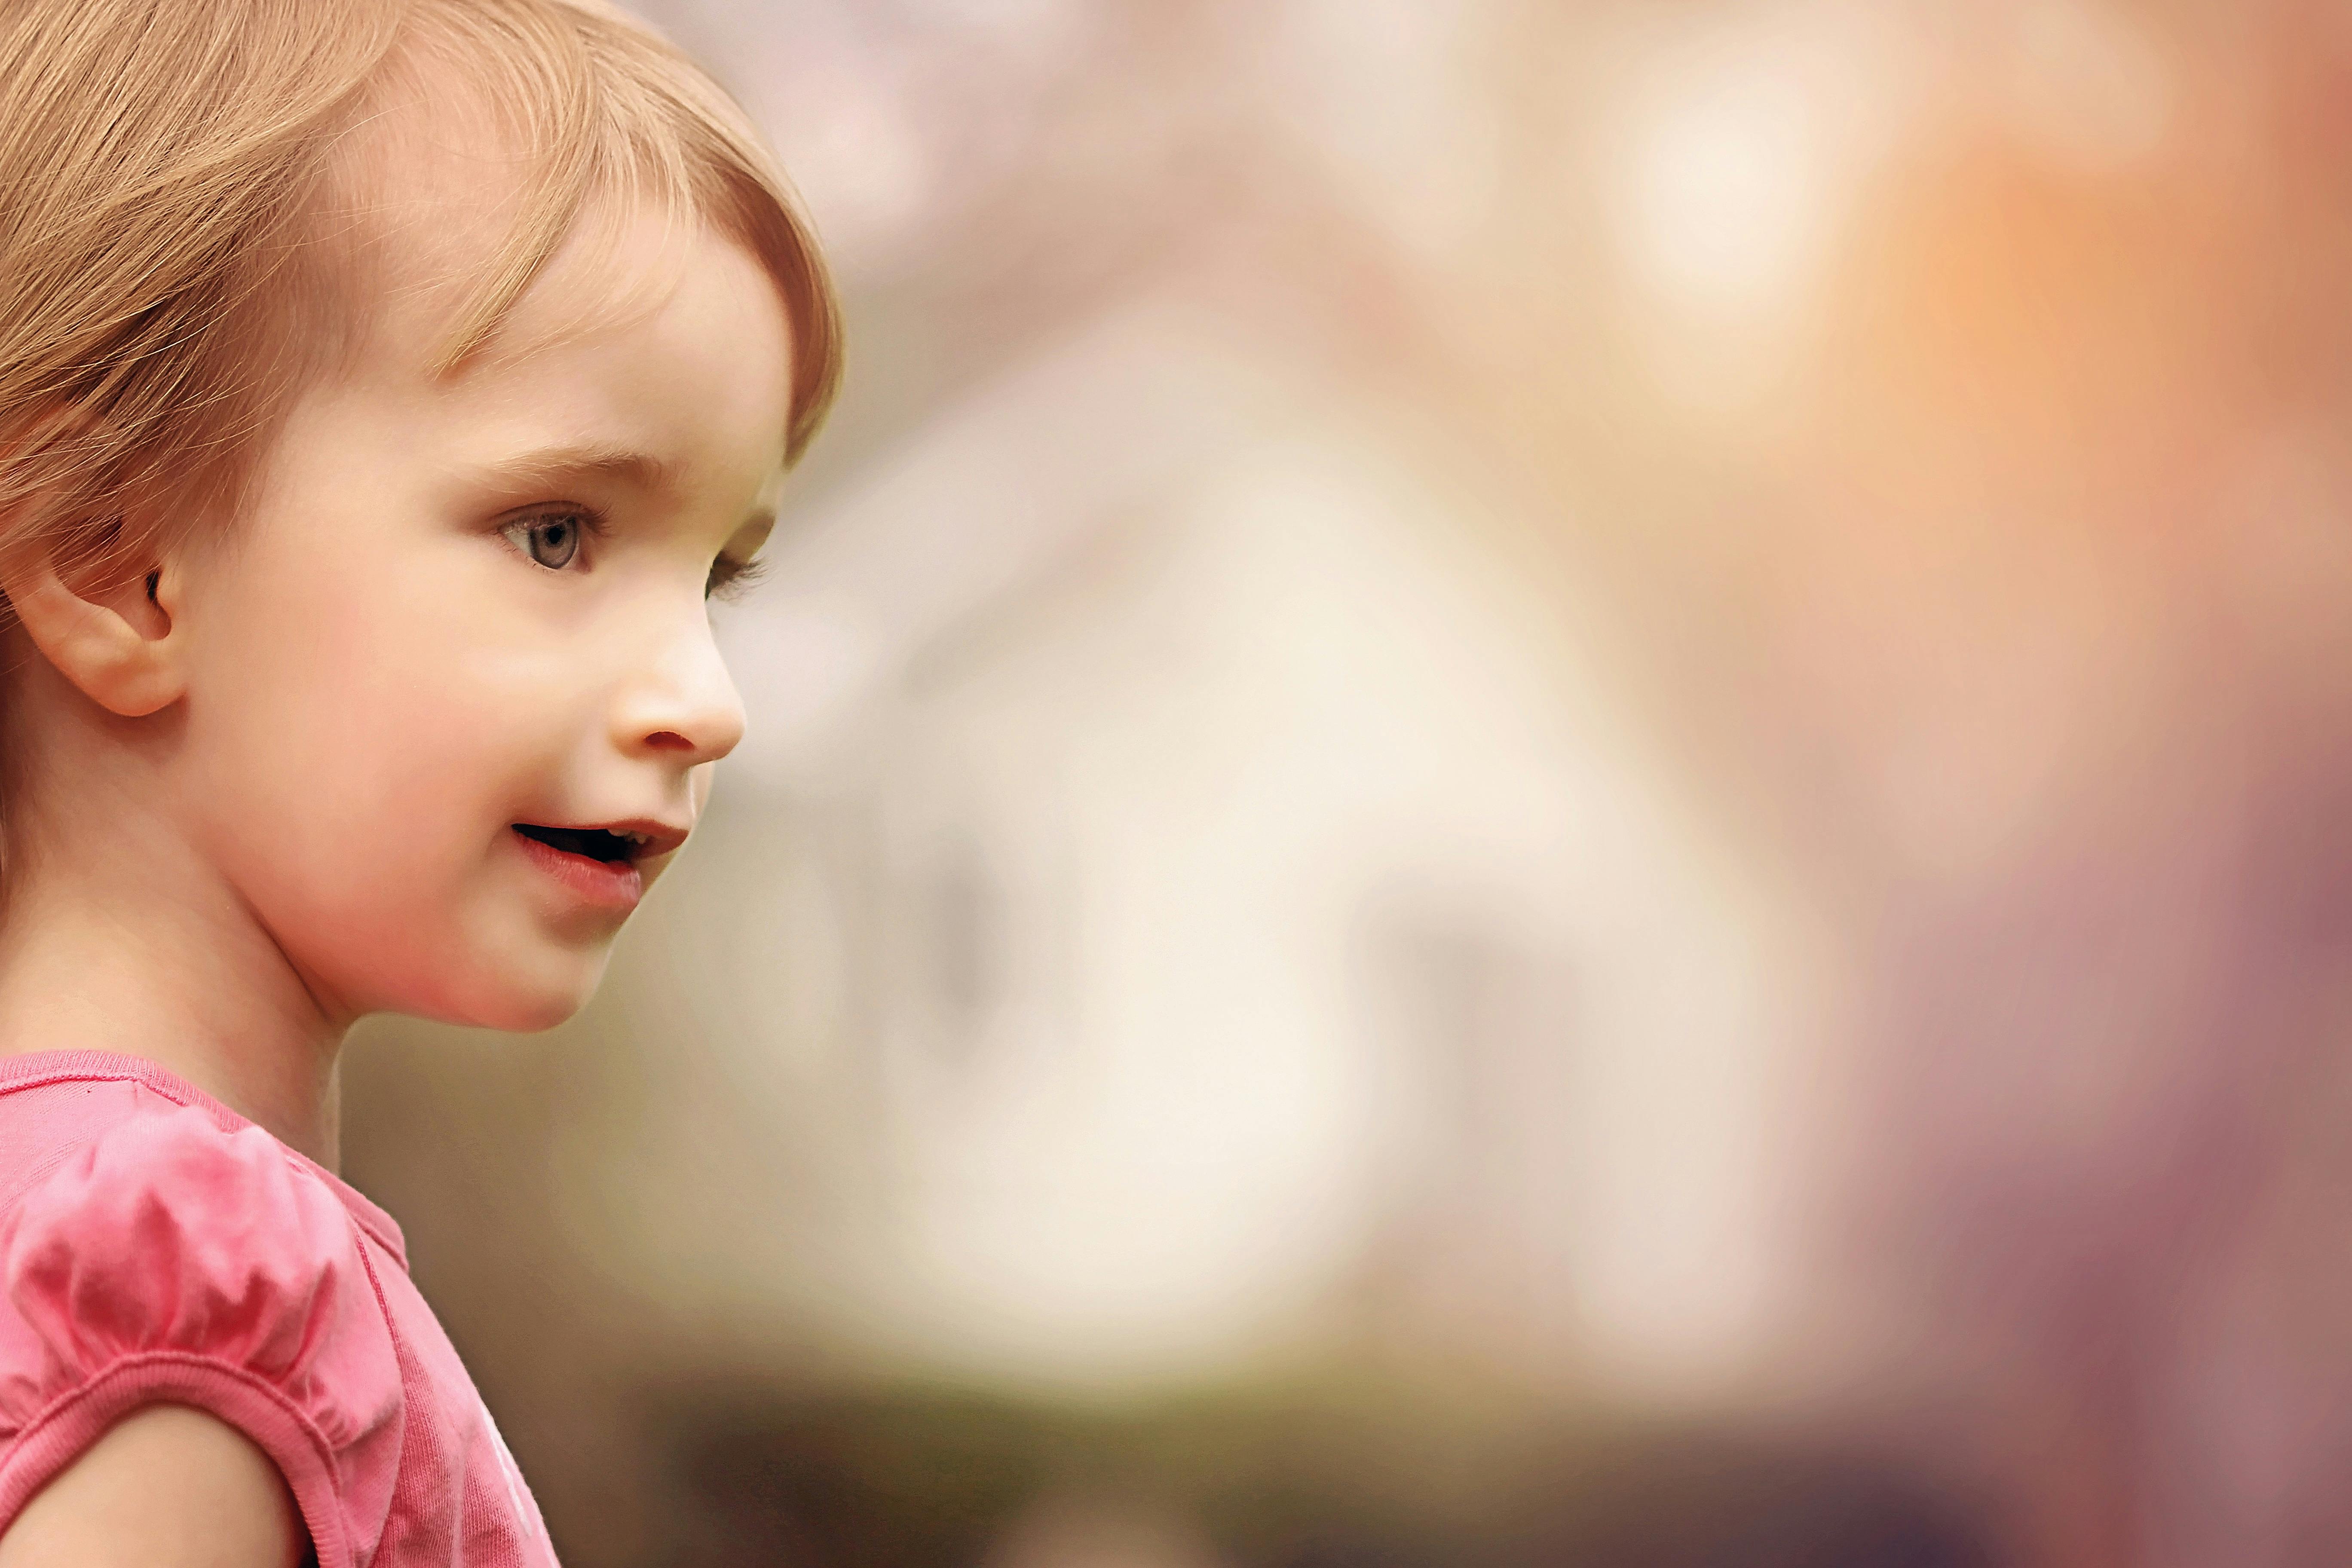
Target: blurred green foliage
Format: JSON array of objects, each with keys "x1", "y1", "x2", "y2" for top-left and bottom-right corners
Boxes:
[{"x1": 637, "y1": 1363, "x2": 1995, "y2": 1568}]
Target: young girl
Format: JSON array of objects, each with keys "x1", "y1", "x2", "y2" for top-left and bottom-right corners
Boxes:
[{"x1": 0, "y1": 0, "x2": 839, "y2": 1561}]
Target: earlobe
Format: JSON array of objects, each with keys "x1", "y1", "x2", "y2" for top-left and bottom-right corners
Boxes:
[{"x1": 0, "y1": 547, "x2": 185, "y2": 718}]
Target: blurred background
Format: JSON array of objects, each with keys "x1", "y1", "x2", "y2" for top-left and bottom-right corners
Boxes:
[{"x1": 345, "y1": 0, "x2": 2352, "y2": 1562}]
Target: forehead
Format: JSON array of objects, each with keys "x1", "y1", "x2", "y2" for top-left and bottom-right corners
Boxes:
[
  {"x1": 317, "y1": 103, "x2": 788, "y2": 440},
  {"x1": 288, "y1": 30, "x2": 834, "y2": 464},
  {"x1": 307, "y1": 196, "x2": 793, "y2": 528},
  {"x1": 267, "y1": 54, "x2": 799, "y2": 532},
  {"x1": 328, "y1": 92, "x2": 689, "y2": 368}
]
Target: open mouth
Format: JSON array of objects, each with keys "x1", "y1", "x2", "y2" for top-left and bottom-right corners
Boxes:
[{"x1": 511, "y1": 823, "x2": 645, "y2": 864}]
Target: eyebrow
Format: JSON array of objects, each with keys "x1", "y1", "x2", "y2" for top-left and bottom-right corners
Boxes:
[
  {"x1": 472, "y1": 440, "x2": 783, "y2": 551},
  {"x1": 472, "y1": 441, "x2": 681, "y2": 497}
]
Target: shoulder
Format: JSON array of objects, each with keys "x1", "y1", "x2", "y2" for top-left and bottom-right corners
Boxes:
[
  {"x1": 0, "y1": 1094, "x2": 374, "y2": 1375},
  {"x1": 0, "y1": 1096, "x2": 404, "y2": 1568}
]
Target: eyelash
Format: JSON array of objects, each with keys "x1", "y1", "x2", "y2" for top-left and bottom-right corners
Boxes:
[
  {"x1": 706, "y1": 554, "x2": 767, "y2": 603},
  {"x1": 499, "y1": 504, "x2": 767, "y2": 604}
]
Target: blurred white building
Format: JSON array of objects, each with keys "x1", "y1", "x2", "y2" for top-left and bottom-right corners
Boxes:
[{"x1": 555, "y1": 284, "x2": 1826, "y2": 1410}]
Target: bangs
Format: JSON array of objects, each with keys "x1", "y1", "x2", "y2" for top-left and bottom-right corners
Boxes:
[{"x1": 343, "y1": 0, "x2": 842, "y2": 463}]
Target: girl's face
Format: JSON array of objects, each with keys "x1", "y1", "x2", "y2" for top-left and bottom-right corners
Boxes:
[{"x1": 168, "y1": 212, "x2": 792, "y2": 1030}]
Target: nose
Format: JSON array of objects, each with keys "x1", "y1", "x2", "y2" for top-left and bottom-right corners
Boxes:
[{"x1": 611, "y1": 605, "x2": 746, "y2": 766}]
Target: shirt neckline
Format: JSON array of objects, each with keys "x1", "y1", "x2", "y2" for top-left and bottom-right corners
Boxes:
[{"x1": 0, "y1": 1048, "x2": 410, "y2": 1270}]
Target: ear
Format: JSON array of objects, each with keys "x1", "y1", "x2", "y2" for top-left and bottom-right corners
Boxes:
[{"x1": 0, "y1": 537, "x2": 185, "y2": 718}]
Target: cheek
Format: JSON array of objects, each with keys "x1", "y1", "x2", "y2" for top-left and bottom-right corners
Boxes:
[{"x1": 173, "y1": 534, "x2": 592, "y2": 1003}]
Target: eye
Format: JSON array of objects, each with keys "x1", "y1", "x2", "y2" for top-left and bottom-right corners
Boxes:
[{"x1": 501, "y1": 509, "x2": 590, "y2": 572}]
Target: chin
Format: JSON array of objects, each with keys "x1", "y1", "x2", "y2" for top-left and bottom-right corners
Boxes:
[
  {"x1": 472, "y1": 988, "x2": 596, "y2": 1035},
  {"x1": 425, "y1": 941, "x2": 616, "y2": 1034}
]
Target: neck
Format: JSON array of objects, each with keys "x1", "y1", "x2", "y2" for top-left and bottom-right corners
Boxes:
[
  {"x1": 0, "y1": 634, "x2": 354, "y2": 1167},
  {"x1": 0, "y1": 833, "x2": 349, "y2": 1171}
]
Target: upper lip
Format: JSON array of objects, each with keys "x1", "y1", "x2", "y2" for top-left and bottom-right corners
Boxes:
[{"x1": 597, "y1": 818, "x2": 691, "y2": 858}]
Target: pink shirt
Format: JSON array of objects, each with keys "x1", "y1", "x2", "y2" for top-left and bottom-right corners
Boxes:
[{"x1": 0, "y1": 1050, "x2": 557, "y2": 1565}]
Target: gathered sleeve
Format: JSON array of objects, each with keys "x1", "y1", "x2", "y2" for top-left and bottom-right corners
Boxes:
[{"x1": 0, "y1": 1105, "x2": 404, "y2": 1566}]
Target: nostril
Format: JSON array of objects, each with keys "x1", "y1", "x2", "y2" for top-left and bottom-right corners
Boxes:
[{"x1": 644, "y1": 730, "x2": 695, "y2": 751}]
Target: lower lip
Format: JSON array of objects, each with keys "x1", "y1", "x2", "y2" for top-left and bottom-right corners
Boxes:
[{"x1": 511, "y1": 827, "x2": 644, "y2": 911}]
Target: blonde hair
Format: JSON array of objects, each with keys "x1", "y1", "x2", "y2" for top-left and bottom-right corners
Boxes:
[{"x1": 0, "y1": 0, "x2": 841, "y2": 603}]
